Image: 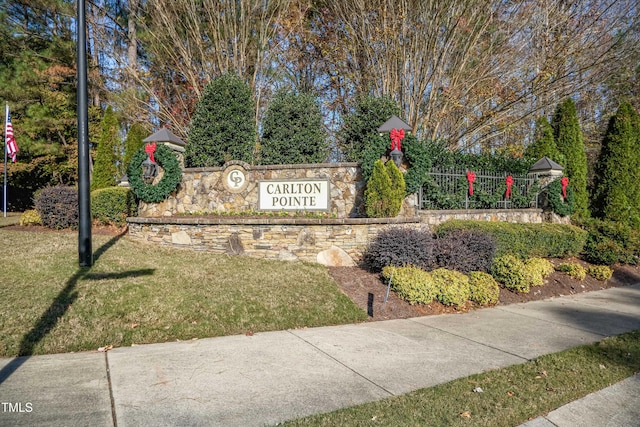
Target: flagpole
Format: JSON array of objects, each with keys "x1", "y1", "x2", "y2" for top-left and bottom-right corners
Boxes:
[{"x1": 3, "y1": 103, "x2": 8, "y2": 218}]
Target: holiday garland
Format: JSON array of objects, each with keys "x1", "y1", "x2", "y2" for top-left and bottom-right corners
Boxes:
[
  {"x1": 546, "y1": 177, "x2": 575, "y2": 217},
  {"x1": 128, "y1": 144, "x2": 182, "y2": 203}
]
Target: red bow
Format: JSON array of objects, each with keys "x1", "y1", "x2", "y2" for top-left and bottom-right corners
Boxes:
[
  {"x1": 466, "y1": 171, "x2": 476, "y2": 196},
  {"x1": 390, "y1": 128, "x2": 405, "y2": 151},
  {"x1": 505, "y1": 175, "x2": 514, "y2": 199},
  {"x1": 561, "y1": 177, "x2": 569, "y2": 199},
  {"x1": 145, "y1": 142, "x2": 157, "y2": 163}
]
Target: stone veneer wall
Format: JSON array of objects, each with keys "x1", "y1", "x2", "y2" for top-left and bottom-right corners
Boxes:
[
  {"x1": 137, "y1": 161, "x2": 418, "y2": 219},
  {"x1": 127, "y1": 208, "x2": 554, "y2": 265}
]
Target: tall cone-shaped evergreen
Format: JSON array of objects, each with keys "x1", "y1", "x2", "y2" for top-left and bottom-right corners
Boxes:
[
  {"x1": 92, "y1": 106, "x2": 120, "y2": 190},
  {"x1": 525, "y1": 116, "x2": 565, "y2": 166},
  {"x1": 122, "y1": 123, "x2": 147, "y2": 173},
  {"x1": 365, "y1": 160, "x2": 393, "y2": 218},
  {"x1": 386, "y1": 160, "x2": 406, "y2": 217},
  {"x1": 592, "y1": 102, "x2": 640, "y2": 226},
  {"x1": 552, "y1": 99, "x2": 589, "y2": 218}
]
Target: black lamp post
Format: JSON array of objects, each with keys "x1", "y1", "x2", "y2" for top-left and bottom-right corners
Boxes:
[{"x1": 77, "y1": 0, "x2": 92, "y2": 267}]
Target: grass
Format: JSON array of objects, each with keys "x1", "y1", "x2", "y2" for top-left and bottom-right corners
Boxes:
[
  {"x1": 284, "y1": 330, "x2": 640, "y2": 426},
  {"x1": 0, "y1": 212, "x2": 20, "y2": 227},
  {"x1": 0, "y1": 229, "x2": 367, "y2": 357}
]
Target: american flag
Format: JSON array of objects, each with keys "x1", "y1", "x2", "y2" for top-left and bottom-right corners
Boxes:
[{"x1": 5, "y1": 109, "x2": 18, "y2": 162}]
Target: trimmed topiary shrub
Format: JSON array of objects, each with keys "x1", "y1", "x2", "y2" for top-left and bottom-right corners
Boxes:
[
  {"x1": 382, "y1": 265, "x2": 437, "y2": 305},
  {"x1": 468, "y1": 271, "x2": 500, "y2": 305},
  {"x1": 434, "y1": 229, "x2": 496, "y2": 273},
  {"x1": 435, "y1": 220, "x2": 587, "y2": 260},
  {"x1": 185, "y1": 73, "x2": 256, "y2": 167},
  {"x1": 92, "y1": 106, "x2": 121, "y2": 191},
  {"x1": 19, "y1": 209, "x2": 42, "y2": 226},
  {"x1": 259, "y1": 89, "x2": 328, "y2": 165},
  {"x1": 492, "y1": 255, "x2": 529, "y2": 293},
  {"x1": 523, "y1": 257, "x2": 555, "y2": 287},
  {"x1": 431, "y1": 268, "x2": 471, "y2": 307},
  {"x1": 34, "y1": 185, "x2": 78, "y2": 229},
  {"x1": 91, "y1": 186, "x2": 137, "y2": 226},
  {"x1": 587, "y1": 265, "x2": 613, "y2": 281},
  {"x1": 386, "y1": 160, "x2": 406, "y2": 216},
  {"x1": 362, "y1": 227, "x2": 436, "y2": 272},
  {"x1": 556, "y1": 263, "x2": 587, "y2": 280}
]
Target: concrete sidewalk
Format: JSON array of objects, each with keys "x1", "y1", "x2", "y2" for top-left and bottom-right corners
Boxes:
[{"x1": 1, "y1": 284, "x2": 639, "y2": 427}]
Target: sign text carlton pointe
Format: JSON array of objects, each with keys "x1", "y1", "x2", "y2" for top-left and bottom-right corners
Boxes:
[{"x1": 258, "y1": 179, "x2": 330, "y2": 211}]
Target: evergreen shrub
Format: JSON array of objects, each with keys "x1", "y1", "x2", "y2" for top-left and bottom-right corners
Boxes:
[
  {"x1": 577, "y1": 218, "x2": 640, "y2": 266},
  {"x1": 34, "y1": 185, "x2": 78, "y2": 229},
  {"x1": 523, "y1": 257, "x2": 555, "y2": 287},
  {"x1": 492, "y1": 255, "x2": 529, "y2": 293},
  {"x1": 19, "y1": 209, "x2": 42, "y2": 226},
  {"x1": 435, "y1": 220, "x2": 586, "y2": 259},
  {"x1": 587, "y1": 265, "x2": 613, "y2": 281},
  {"x1": 382, "y1": 265, "x2": 437, "y2": 305},
  {"x1": 468, "y1": 271, "x2": 500, "y2": 305},
  {"x1": 556, "y1": 263, "x2": 587, "y2": 281},
  {"x1": 434, "y1": 229, "x2": 496, "y2": 273},
  {"x1": 431, "y1": 268, "x2": 471, "y2": 307},
  {"x1": 362, "y1": 227, "x2": 436, "y2": 272},
  {"x1": 91, "y1": 187, "x2": 137, "y2": 226},
  {"x1": 365, "y1": 160, "x2": 404, "y2": 218}
]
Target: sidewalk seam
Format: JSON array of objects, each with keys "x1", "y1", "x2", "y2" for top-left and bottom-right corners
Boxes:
[
  {"x1": 105, "y1": 352, "x2": 118, "y2": 427},
  {"x1": 286, "y1": 330, "x2": 396, "y2": 397}
]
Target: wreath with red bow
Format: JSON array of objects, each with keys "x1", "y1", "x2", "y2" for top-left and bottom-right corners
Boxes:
[
  {"x1": 128, "y1": 143, "x2": 182, "y2": 203},
  {"x1": 546, "y1": 177, "x2": 575, "y2": 217}
]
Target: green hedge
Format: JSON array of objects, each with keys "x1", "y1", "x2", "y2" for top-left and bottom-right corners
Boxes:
[
  {"x1": 91, "y1": 187, "x2": 137, "y2": 226},
  {"x1": 435, "y1": 220, "x2": 587, "y2": 259},
  {"x1": 576, "y1": 218, "x2": 640, "y2": 266}
]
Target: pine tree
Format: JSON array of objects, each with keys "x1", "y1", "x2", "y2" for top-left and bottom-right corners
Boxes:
[
  {"x1": 259, "y1": 89, "x2": 327, "y2": 165},
  {"x1": 91, "y1": 106, "x2": 120, "y2": 190},
  {"x1": 592, "y1": 102, "x2": 640, "y2": 225},
  {"x1": 185, "y1": 74, "x2": 256, "y2": 167},
  {"x1": 122, "y1": 123, "x2": 147, "y2": 175},
  {"x1": 552, "y1": 99, "x2": 589, "y2": 218}
]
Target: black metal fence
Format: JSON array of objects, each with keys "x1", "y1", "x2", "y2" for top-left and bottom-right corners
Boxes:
[{"x1": 418, "y1": 168, "x2": 539, "y2": 210}]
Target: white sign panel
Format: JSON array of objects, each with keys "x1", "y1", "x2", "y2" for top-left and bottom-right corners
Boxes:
[{"x1": 258, "y1": 180, "x2": 330, "y2": 211}]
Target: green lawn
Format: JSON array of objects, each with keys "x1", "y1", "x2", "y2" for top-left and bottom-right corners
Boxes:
[
  {"x1": 0, "y1": 229, "x2": 367, "y2": 357},
  {"x1": 0, "y1": 212, "x2": 20, "y2": 227},
  {"x1": 284, "y1": 330, "x2": 640, "y2": 426}
]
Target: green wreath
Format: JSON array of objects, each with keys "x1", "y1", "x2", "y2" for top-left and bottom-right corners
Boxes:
[
  {"x1": 128, "y1": 144, "x2": 182, "y2": 203},
  {"x1": 546, "y1": 177, "x2": 575, "y2": 216}
]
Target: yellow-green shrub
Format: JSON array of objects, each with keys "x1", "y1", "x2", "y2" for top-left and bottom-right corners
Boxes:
[
  {"x1": 492, "y1": 255, "x2": 529, "y2": 293},
  {"x1": 587, "y1": 265, "x2": 613, "y2": 281},
  {"x1": 382, "y1": 265, "x2": 437, "y2": 305},
  {"x1": 468, "y1": 271, "x2": 500, "y2": 305},
  {"x1": 431, "y1": 268, "x2": 471, "y2": 308},
  {"x1": 19, "y1": 209, "x2": 42, "y2": 226},
  {"x1": 523, "y1": 257, "x2": 555, "y2": 287},
  {"x1": 556, "y1": 263, "x2": 587, "y2": 280}
]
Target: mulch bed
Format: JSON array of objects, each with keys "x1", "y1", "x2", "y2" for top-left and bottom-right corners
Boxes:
[{"x1": 328, "y1": 261, "x2": 640, "y2": 322}]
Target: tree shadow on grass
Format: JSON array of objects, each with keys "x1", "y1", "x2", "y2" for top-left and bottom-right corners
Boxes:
[{"x1": 0, "y1": 231, "x2": 154, "y2": 384}]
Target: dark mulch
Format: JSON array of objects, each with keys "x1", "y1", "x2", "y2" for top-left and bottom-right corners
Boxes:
[{"x1": 328, "y1": 261, "x2": 640, "y2": 322}]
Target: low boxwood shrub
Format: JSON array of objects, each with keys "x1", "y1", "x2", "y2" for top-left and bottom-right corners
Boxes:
[
  {"x1": 436, "y1": 220, "x2": 587, "y2": 259},
  {"x1": 434, "y1": 229, "x2": 496, "y2": 273},
  {"x1": 19, "y1": 209, "x2": 42, "y2": 226},
  {"x1": 523, "y1": 257, "x2": 555, "y2": 287},
  {"x1": 492, "y1": 255, "x2": 529, "y2": 293},
  {"x1": 362, "y1": 227, "x2": 436, "y2": 272},
  {"x1": 587, "y1": 265, "x2": 613, "y2": 281},
  {"x1": 382, "y1": 265, "x2": 437, "y2": 305},
  {"x1": 431, "y1": 268, "x2": 471, "y2": 307},
  {"x1": 576, "y1": 218, "x2": 640, "y2": 266},
  {"x1": 34, "y1": 185, "x2": 78, "y2": 229},
  {"x1": 91, "y1": 186, "x2": 137, "y2": 226},
  {"x1": 556, "y1": 263, "x2": 587, "y2": 280},
  {"x1": 468, "y1": 271, "x2": 500, "y2": 305}
]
